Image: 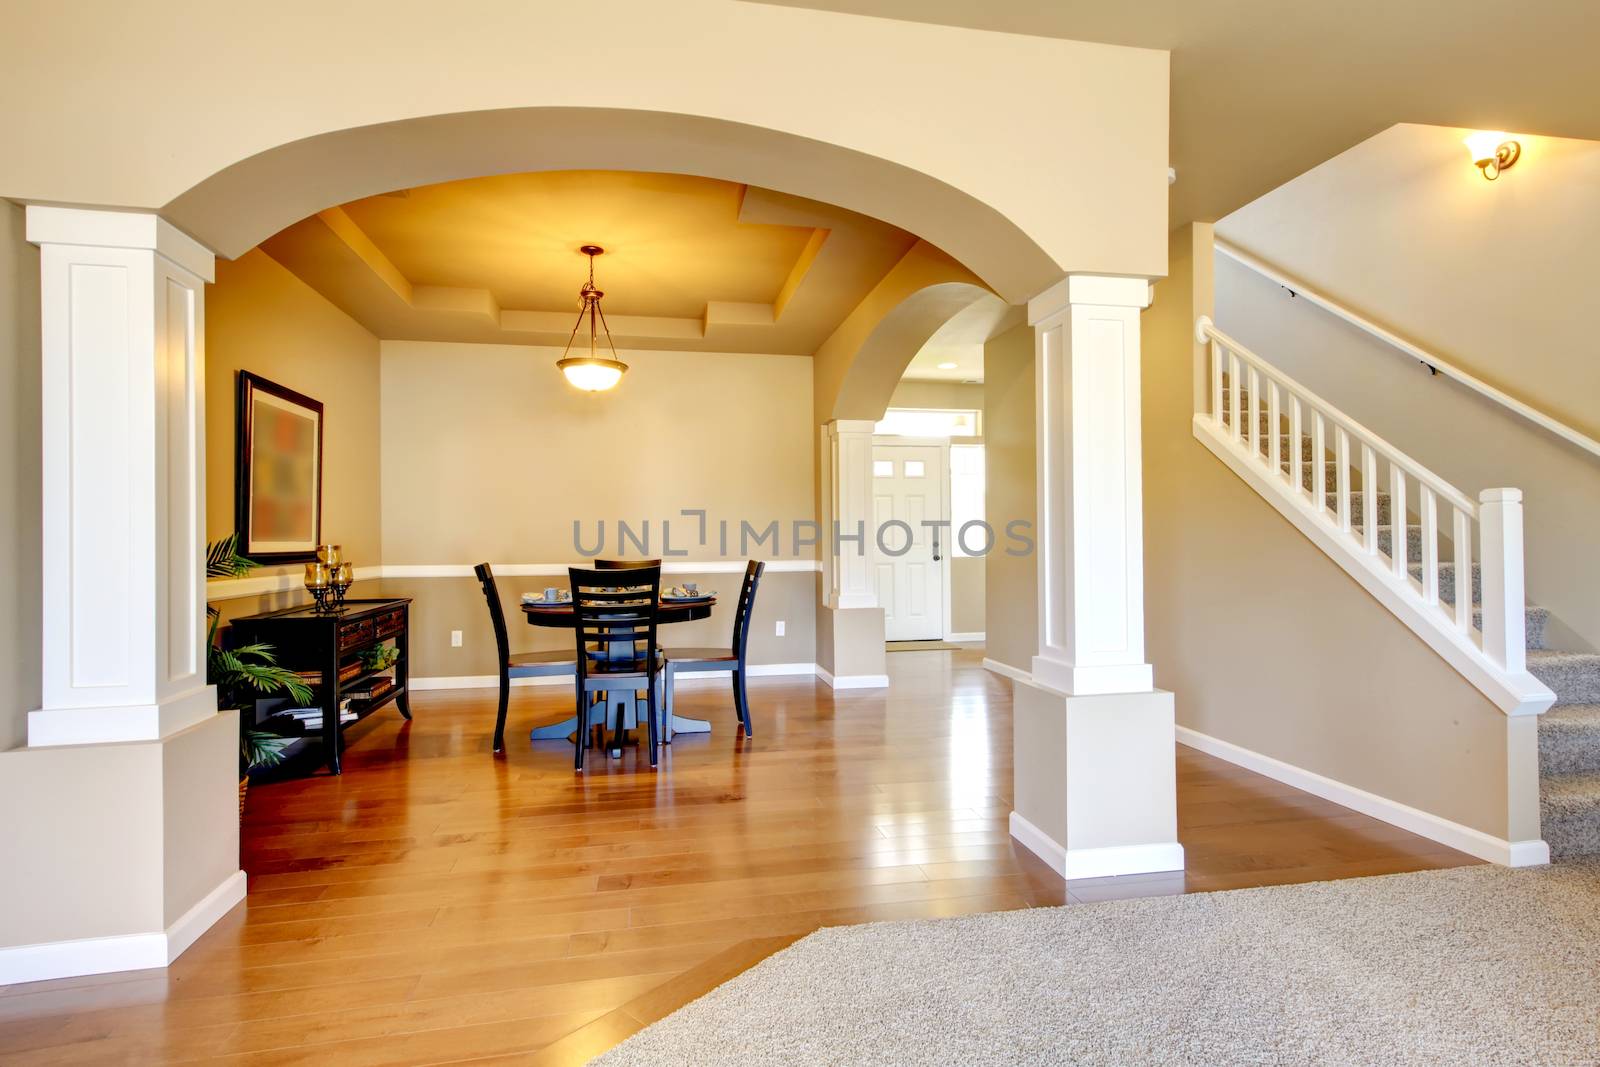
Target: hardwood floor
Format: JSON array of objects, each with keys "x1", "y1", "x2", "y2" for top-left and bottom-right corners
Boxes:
[{"x1": 0, "y1": 649, "x2": 1475, "y2": 1064}]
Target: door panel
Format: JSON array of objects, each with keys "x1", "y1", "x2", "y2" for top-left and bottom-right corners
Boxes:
[{"x1": 872, "y1": 443, "x2": 946, "y2": 641}]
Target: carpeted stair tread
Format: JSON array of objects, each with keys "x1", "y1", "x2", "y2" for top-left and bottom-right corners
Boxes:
[
  {"x1": 1408, "y1": 561, "x2": 1480, "y2": 607},
  {"x1": 1541, "y1": 705, "x2": 1600, "y2": 776},
  {"x1": 1540, "y1": 772, "x2": 1600, "y2": 858},
  {"x1": 1528, "y1": 650, "x2": 1600, "y2": 707}
]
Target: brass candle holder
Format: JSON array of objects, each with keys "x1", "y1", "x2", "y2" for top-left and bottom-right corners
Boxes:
[{"x1": 305, "y1": 545, "x2": 355, "y2": 612}]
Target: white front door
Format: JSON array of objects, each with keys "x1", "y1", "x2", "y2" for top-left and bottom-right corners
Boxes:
[{"x1": 872, "y1": 444, "x2": 946, "y2": 641}]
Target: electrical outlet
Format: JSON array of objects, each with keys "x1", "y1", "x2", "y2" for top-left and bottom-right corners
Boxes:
[
  {"x1": 450, "y1": 630, "x2": 463, "y2": 648},
  {"x1": 775, "y1": 620, "x2": 785, "y2": 637}
]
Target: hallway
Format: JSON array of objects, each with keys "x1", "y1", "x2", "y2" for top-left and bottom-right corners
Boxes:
[{"x1": 0, "y1": 650, "x2": 1473, "y2": 1063}]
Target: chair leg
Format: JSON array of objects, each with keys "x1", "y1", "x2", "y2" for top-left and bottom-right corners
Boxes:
[
  {"x1": 735, "y1": 668, "x2": 752, "y2": 737},
  {"x1": 663, "y1": 663, "x2": 676, "y2": 744},
  {"x1": 645, "y1": 673, "x2": 659, "y2": 768},
  {"x1": 610, "y1": 693, "x2": 626, "y2": 758},
  {"x1": 492, "y1": 669, "x2": 510, "y2": 753},
  {"x1": 572, "y1": 680, "x2": 586, "y2": 773}
]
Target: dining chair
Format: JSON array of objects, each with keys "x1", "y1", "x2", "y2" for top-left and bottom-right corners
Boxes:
[
  {"x1": 659, "y1": 560, "x2": 765, "y2": 741},
  {"x1": 569, "y1": 564, "x2": 663, "y2": 771},
  {"x1": 474, "y1": 563, "x2": 578, "y2": 754}
]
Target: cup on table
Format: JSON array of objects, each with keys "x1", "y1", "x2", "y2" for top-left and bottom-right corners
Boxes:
[
  {"x1": 683, "y1": 582, "x2": 699, "y2": 595},
  {"x1": 543, "y1": 586, "x2": 560, "y2": 602}
]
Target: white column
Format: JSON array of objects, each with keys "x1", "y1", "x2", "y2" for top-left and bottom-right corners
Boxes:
[
  {"x1": 826, "y1": 418, "x2": 878, "y2": 609},
  {"x1": 1009, "y1": 272, "x2": 1180, "y2": 881},
  {"x1": 1029, "y1": 274, "x2": 1155, "y2": 695},
  {"x1": 1478, "y1": 488, "x2": 1526, "y2": 675},
  {"x1": 26, "y1": 207, "x2": 217, "y2": 746}
]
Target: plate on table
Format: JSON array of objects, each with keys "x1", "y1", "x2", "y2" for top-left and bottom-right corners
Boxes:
[
  {"x1": 522, "y1": 592, "x2": 572, "y2": 606},
  {"x1": 662, "y1": 587, "x2": 716, "y2": 603}
]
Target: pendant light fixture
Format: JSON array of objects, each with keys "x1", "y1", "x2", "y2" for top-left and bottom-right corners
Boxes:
[{"x1": 556, "y1": 245, "x2": 628, "y2": 391}]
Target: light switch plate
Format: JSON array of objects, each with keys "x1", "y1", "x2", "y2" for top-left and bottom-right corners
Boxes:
[
  {"x1": 775, "y1": 620, "x2": 785, "y2": 637},
  {"x1": 451, "y1": 630, "x2": 463, "y2": 647}
]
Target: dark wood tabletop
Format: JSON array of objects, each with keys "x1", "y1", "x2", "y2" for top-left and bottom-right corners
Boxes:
[{"x1": 520, "y1": 597, "x2": 717, "y2": 627}]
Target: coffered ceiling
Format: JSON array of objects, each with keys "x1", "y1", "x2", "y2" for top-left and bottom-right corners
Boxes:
[{"x1": 260, "y1": 170, "x2": 921, "y2": 354}]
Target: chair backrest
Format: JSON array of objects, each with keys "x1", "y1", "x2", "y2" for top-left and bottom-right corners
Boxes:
[
  {"x1": 731, "y1": 560, "x2": 766, "y2": 659},
  {"x1": 592, "y1": 558, "x2": 662, "y2": 570},
  {"x1": 569, "y1": 564, "x2": 662, "y2": 675},
  {"x1": 473, "y1": 562, "x2": 510, "y2": 668}
]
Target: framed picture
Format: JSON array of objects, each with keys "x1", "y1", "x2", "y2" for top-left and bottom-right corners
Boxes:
[{"x1": 235, "y1": 372, "x2": 323, "y2": 563}]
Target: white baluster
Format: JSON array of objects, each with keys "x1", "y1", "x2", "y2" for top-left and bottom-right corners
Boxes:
[
  {"x1": 1289, "y1": 395, "x2": 1303, "y2": 495},
  {"x1": 1335, "y1": 426, "x2": 1351, "y2": 532},
  {"x1": 1210, "y1": 340, "x2": 1223, "y2": 424},
  {"x1": 1361, "y1": 443, "x2": 1378, "y2": 555},
  {"x1": 1478, "y1": 489, "x2": 1526, "y2": 673},
  {"x1": 1229, "y1": 351, "x2": 1242, "y2": 442},
  {"x1": 1312, "y1": 410, "x2": 1327, "y2": 518},
  {"x1": 1247, "y1": 365, "x2": 1260, "y2": 458},
  {"x1": 1453, "y1": 508, "x2": 1473, "y2": 633},
  {"x1": 1390, "y1": 466, "x2": 1408, "y2": 580},
  {"x1": 1419, "y1": 485, "x2": 1439, "y2": 605},
  {"x1": 1268, "y1": 381, "x2": 1281, "y2": 475}
]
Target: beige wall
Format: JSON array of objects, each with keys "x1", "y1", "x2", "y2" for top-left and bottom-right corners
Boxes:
[
  {"x1": 0, "y1": 201, "x2": 40, "y2": 750},
  {"x1": 1216, "y1": 125, "x2": 1600, "y2": 654},
  {"x1": 378, "y1": 339, "x2": 817, "y2": 671},
  {"x1": 950, "y1": 556, "x2": 985, "y2": 636},
  {"x1": 982, "y1": 323, "x2": 1036, "y2": 672},
  {"x1": 889, "y1": 379, "x2": 984, "y2": 412},
  {"x1": 0, "y1": 2, "x2": 1169, "y2": 297},
  {"x1": 206, "y1": 249, "x2": 382, "y2": 572},
  {"x1": 1143, "y1": 224, "x2": 1531, "y2": 842},
  {"x1": 1218, "y1": 124, "x2": 1600, "y2": 441}
]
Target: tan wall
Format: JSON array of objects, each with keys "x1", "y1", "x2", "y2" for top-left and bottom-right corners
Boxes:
[
  {"x1": 206, "y1": 249, "x2": 382, "y2": 574},
  {"x1": 377, "y1": 339, "x2": 817, "y2": 669},
  {"x1": 982, "y1": 323, "x2": 1036, "y2": 672},
  {"x1": 1218, "y1": 124, "x2": 1600, "y2": 441},
  {"x1": 889, "y1": 380, "x2": 984, "y2": 412},
  {"x1": 950, "y1": 556, "x2": 985, "y2": 636},
  {"x1": 0, "y1": 3, "x2": 1169, "y2": 296},
  {"x1": 1144, "y1": 224, "x2": 1528, "y2": 841},
  {"x1": 1216, "y1": 125, "x2": 1600, "y2": 654},
  {"x1": 0, "y1": 201, "x2": 40, "y2": 750}
]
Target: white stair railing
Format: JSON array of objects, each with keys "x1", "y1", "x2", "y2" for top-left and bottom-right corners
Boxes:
[{"x1": 1193, "y1": 315, "x2": 1554, "y2": 718}]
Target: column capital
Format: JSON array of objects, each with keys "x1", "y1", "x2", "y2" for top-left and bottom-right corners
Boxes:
[
  {"x1": 26, "y1": 206, "x2": 215, "y2": 282},
  {"x1": 827, "y1": 418, "x2": 878, "y2": 436},
  {"x1": 1027, "y1": 273, "x2": 1154, "y2": 325}
]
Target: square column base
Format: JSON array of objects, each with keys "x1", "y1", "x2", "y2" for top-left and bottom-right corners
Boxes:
[
  {"x1": 1010, "y1": 678, "x2": 1182, "y2": 879},
  {"x1": 0, "y1": 711, "x2": 244, "y2": 983},
  {"x1": 817, "y1": 605, "x2": 888, "y2": 689}
]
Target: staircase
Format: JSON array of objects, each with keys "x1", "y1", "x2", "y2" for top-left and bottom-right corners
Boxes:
[{"x1": 1197, "y1": 316, "x2": 1600, "y2": 861}]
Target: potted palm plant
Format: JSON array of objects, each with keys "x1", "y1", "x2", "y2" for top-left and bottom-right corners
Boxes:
[{"x1": 207, "y1": 534, "x2": 313, "y2": 814}]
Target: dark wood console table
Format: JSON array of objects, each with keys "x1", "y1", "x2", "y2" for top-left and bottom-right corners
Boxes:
[{"x1": 230, "y1": 598, "x2": 412, "y2": 775}]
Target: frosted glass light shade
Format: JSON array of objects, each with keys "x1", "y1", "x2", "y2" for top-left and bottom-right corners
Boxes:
[
  {"x1": 1463, "y1": 130, "x2": 1508, "y2": 166},
  {"x1": 558, "y1": 357, "x2": 627, "y2": 391}
]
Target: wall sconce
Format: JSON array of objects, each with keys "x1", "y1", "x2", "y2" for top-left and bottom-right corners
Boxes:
[{"x1": 1464, "y1": 131, "x2": 1521, "y2": 180}]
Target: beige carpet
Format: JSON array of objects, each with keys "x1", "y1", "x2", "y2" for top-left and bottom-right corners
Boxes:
[{"x1": 594, "y1": 862, "x2": 1600, "y2": 1065}]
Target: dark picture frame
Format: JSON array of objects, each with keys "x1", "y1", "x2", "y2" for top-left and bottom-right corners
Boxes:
[{"x1": 235, "y1": 371, "x2": 324, "y2": 563}]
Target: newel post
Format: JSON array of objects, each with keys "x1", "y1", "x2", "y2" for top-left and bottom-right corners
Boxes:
[{"x1": 1477, "y1": 488, "x2": 1526, "y2": 674}]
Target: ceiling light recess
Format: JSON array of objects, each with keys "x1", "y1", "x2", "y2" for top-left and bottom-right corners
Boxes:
[{"x1": 555, "y1": 245, "x2": 629, "y2": 391}]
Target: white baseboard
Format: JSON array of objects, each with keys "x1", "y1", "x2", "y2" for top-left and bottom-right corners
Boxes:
[
  {"x1": 1063, "y1": 842, "x2": 1186, "y2": 880},
  {"x1": 944, "y1": 631, "x2": 986, "y2": 643},
  {"x1": 1176, "y1": 726, "x2": 1549, "y2": 867},
  {"x1": 1010, "y1": 812, "x2": 1185, "y2": 880},
  {"x1": 0, "y1": 869, "x2": 246, "y2": 984},
  {"x1": 981, "y1": 658, "x2": 1032, "y2": 684},
  {"x1": 1009, "y1": 811, "x2": 1066, "y2": 875},
  {"x1": 411, "y1": 662, "x2": 819, "y2": 692},
  {"x1": 815, "y1": 666, "x2": 889, "y2": 689}
]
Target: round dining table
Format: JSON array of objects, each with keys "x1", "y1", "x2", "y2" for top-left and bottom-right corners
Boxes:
[{"x1": 520, "y1": 596, "x2": 718, "y2": 744}]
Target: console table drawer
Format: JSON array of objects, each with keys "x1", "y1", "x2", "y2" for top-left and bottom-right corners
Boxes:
[
  {"x1": 374, "y1": 608, "x2": 406, "y2": 640},
  {"x1": 338, "y1": 618, "x2": 375, "y2": 652}
]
